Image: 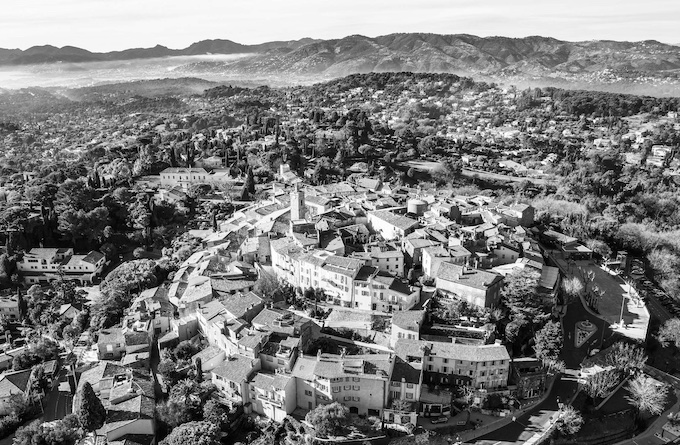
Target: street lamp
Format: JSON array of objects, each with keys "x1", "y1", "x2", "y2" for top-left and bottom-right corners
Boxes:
[{"x1": 618, "y1": 280, "x2": 629, "y2": 328}]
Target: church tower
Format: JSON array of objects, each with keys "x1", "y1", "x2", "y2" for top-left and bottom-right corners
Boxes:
[{"x1": 291, "y1": 184, "x2": 305, "y2": 221}]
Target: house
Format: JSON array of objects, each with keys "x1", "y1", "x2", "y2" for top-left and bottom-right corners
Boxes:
[
  {"x1": 499, "y1": 203, "x2": 534, "y2": 227},
  {"x1": 390, "y1": 310, "x2": 425, "y2": 347},
  {"x1": 353, "y1": 267, "x2": 420, "y2": 312},
  {"x1": 58, "y1": 303, "x2": 82, "y2": 320},
  {"x1": 292, "y1": 353, "x2": 394, "y2": 417},
  {"x1": 305, "y1": 195, "x2": 336, "y2": 216},
  {"x1": 353, "y1": 242, "x2": 404, "y2": 277},
  {"x1": 0, "y1": 369, "x2": 33, "y2": 415},
  {"x1": 402, "y1": 238, "x2": 441, "y2": 269},
  {"x1": 192, "y1": 345, "x2": 227, "y2": 374},
  {"x1": 422, "y1": 245, "x2": 453, "y2": 278},
  {"x1": 0, "y1": 295, "x2": 21, "y2": 321},
  {"x1": 248, "y1": 372, "x2": 297, "y2": 422},
  {"x1": 435, "y1": 263, "x2": 504, "y2": 308},
  {"x1": 238, "y1": 236, "x2": 272, "y2": 265},
  {"x1": 0, "y1": 347, "x2": 28, "y2": 372},
  {"x1": 541, "y1": 230, "x2": 593, "y2": 260},
  {"x1": 510, "y1": 357, "x2": 547, "y2": 399},
  {"x1": 125, "y1": 286, "x2": 175, "y2": 339},
  {"x1": 491, "y1": 242, "x2": 521, "y2": 266},
  {"x1": 98, "y1": 328, "x2": 126, "y2": 360},
  {"x1": 18, "y1": 248, "x2": 105, "y2": 285},
  {"x1": 395, "y1": 339, "x2": 510, "y2": 390},
  {"x1": 73, "y1": 361, "x2": 128, "y2": 403},
  {"x1": 368, "y1": 210, "x2": 419, "y2": 241},
  {"x1": 160, "y1": 167, "x2": 210, "y2": 190},
  {"x1": 101, "y1": 393, "x2": 155, "y2": 444},
  {"x1": 211, "y1": 354, "x2": 259, "y2": 409},
  {"x1": 251, "y1": 308, "x2": 314, "y2": 353},
  {"x1": 384, "y1": 357, "x2": 422, "y2": 427}
]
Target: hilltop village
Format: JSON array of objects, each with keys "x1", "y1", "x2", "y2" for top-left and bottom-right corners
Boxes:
[{"x1": 0, "y1": 72, "x2": 679, "y2": 445}]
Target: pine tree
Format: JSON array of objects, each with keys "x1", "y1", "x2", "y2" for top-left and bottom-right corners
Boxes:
[{"x1": 76, "y1": 382, "x2": 106, "y2": 432}]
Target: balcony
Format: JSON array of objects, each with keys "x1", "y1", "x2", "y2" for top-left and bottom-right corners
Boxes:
[{"x1": 257, "y1": 394, "x2": 282, "y2": 408}]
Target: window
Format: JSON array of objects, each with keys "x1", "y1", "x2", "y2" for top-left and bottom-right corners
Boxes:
[
  {"x1": 443, "y1": 367, "x2": 448, "y2": 373},
  {"x1": 482, "y1": 362, "x2": 486, "y2": 367},
  {"x1": 428, "y1": 365, "x2": 433, "y2": 371},
  {"x1": 266, "y1": 356, "x2": 274, "y2": 362},
  {"x1": 352, "y1": 377, "x2": 360, "y2": 382},
  {"x1": 392, "y1": 391, "x2": 401, "y2": 399},
  {"x1": 353, "y1": 396, "x2": 360, "y2": 401},
  {"x1": 405, "y1": 393, "x2": 413, "y2": 399},
  {"x1": 443, "y1": 358, "x2": 448, "y2": 364},
  {"x1": 406, "y1": 383, "x2": 414, "y2": 389},
  {"x1": 391, "y1": 382, "x2": 400, "y2": 387},
  {"x1": 278, "y1": 359, "x2": 285, "y2": 365},
  {"x1": 352, "y1": 386, "x2": 360, "y2": 391},
  {"x1": 305, "y1": 390, "x2": 312, "y2": 396},
  {"x1": 332, "y1": 387, "x2": 340, "y2": 393},
  {"x1": 480, "y1": 371, "x2": 486, "y2": 376}
]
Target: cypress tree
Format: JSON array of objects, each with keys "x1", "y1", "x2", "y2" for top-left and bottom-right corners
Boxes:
[{"x1": 76, "y1": 382, "x2": 106, "y2": 432}]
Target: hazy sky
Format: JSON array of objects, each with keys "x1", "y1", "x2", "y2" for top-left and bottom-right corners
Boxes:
[{"x1": 1, "y1": 0, "x2": 679, "y2": 51}]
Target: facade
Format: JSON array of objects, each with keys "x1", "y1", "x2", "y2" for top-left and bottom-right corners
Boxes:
[
  {"x1": 435, "y1": 263, "x2": 504, "y2": 308},
  {"x1": 362, "y1": 242, "x2": 405, "y2": 277},
  {"x1": 18, "y1": 248, "x2": 105, "y2": 285},
  {"x1": 292, "y1": 353, "x2": 394, "y2": 417},
  {"x1": 368, "y1": 210, "x2": 419, "y2": 241},
  {"x1": 395, "y1": 339, "x2": 510, "y2": 390},
  {"x1": 211, "y1": 354, "x2": 259, "y2": 408},
  {"x1": 248, "y1": 372, "x2": 297, "y2": 422},
  {"x1": 402, "y1": 238, "x2": 441, "y2": 268},
  {"x1": 353, "y1": 266, "x2": 419, "y2": 312},
  {"x1": 390, "y1": 310, "x2": 425, "y2": 347},
  {"x1": 0, "y1": 295, "x2": 21, "y2": 321},
  {"x1": 159, "y1": 167, "x2": 210, "y2": 190},
  {"x1": 422, "y1": 245, "x2": 453, "y2": 278}
]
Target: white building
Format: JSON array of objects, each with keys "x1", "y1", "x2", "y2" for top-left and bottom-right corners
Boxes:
[
  {"x1": 159, "y1": 167, "x2": 210, "y2": 190},
  {"x1": 18, "y1": 248, "x2": 105, "y2": 285}
]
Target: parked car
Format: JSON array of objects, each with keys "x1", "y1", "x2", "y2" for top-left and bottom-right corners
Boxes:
[{"x1": 431, "y1": 416, "x2": 448, "y2": 424}]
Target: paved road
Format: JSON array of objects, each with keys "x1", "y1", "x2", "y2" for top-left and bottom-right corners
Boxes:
[
  {"x1": 43, "y1": 369, "x2": 73, "y2": 422},
  {"x1": 472, "y1": 376, "x2": 578, "y2": 445}
]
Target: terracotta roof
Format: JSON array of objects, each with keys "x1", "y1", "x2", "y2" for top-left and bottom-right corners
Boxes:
[
  {"x1": 395, "y1": 338, "x2": 510, "y2": 363},
  {"x1": 436, "y1": 263, "x2": 504, "y2": 290},
  {"x1": 211, "y1": 354, "x2": 256, "y2": 383}
]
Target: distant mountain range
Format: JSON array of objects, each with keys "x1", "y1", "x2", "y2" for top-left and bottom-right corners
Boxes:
[{"x1": 2, "y1": 33, "x2": 680, "y2": 80}]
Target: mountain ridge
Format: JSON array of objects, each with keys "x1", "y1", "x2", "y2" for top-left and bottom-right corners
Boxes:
[{"x1": 2, "y1": 34, "x2": 680, "y2": 83}]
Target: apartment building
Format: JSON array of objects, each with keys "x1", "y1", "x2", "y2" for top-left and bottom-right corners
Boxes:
[
  {"x1": 353, "y1": 266, "x2": 420, "y2": 312},
  {"x1": 292, "y1": 352, "x2": 394, "y2": 417},
  {"x1": 395, "y1": 339, "x2": 510, "y2": 390},
  {"x1": 435, "y1": 263, "x2": 504, "y2": 308}
]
